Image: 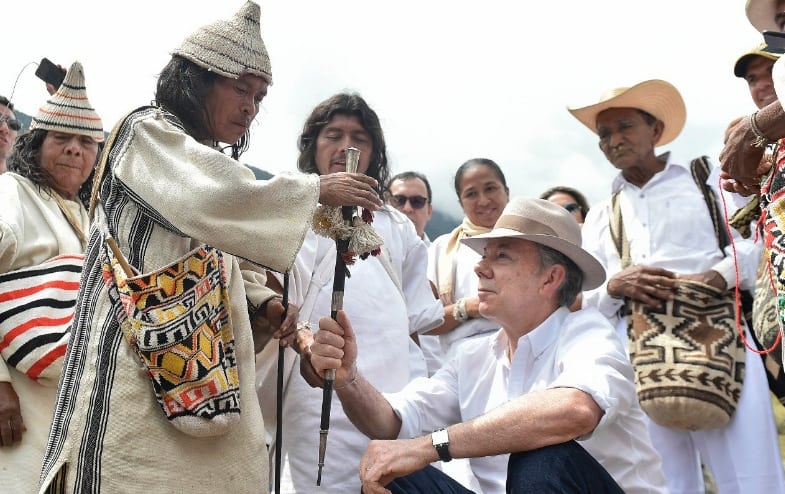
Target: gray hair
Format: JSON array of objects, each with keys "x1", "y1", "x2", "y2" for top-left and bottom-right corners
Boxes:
[{"x1": 536, "y1": 244, "x2": 583, "y2": 307}]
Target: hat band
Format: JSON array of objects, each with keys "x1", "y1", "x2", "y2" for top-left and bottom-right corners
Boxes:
[{"x1": 495, "y1": 216, "x2": 558, "y2": 237}]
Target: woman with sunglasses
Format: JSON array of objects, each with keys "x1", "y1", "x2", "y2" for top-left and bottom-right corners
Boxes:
[
  {"x1": 427, "y1": 158, "x2": 510, "y2": 361},
  {"x1": 0, "y1": 95, "x2": 21, "y2": 174},
  {"x1": 540, "y1": 185, "x2": 591, "y2": 225},
  {"x1": 0, "y1": 62, "x2": 102, "y2": 493}
]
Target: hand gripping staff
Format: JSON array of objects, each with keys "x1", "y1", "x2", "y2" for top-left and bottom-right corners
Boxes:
[{"x1": 311, "y1": 147, "x2": 384, "y2": 485}]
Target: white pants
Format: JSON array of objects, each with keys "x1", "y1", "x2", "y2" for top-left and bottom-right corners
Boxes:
[{"x1": 626, "y1": 321, "x2": 785, "y2": 494}]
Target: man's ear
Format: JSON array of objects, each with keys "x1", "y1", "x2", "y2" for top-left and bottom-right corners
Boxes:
[
  {"x1": 541, "y1": 263, "x2": 567, "y2": 297},
  {"x1": 652, "y1": 119, "x2": 665, "y2": 144}
]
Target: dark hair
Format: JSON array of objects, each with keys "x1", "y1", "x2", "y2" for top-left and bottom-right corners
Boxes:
[
  {"x1": 539, "y1": 186, "x2": 591, "y2": 221},
  {"x1": 453, "y1": 158, "x2": 509, "y2": 198},
  {"x1": 6, "y1": 129, "x2": 98, "y2": 208},
  {"x1": 155, "y1": 56, "x2": 249, "y2": 160},
  {"x1": 389, "y1": 171, "x2": 432, "y2": 203},
  {"x1": 536, "y1": 243, "x2": 583, "y2": 307},
  {"x1": 297, "y1": 93, "x2": 388, "y2": 196},
  {"x1": 0, "y1": 95, "x2": 14, "y2": 111}
]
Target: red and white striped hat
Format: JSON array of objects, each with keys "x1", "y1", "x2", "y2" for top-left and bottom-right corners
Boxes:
[{"x1": 30, "y1": 61, "x2": 104, "y2": 142}]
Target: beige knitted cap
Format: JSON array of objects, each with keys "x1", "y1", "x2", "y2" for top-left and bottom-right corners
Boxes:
[
  {"x1": 30, "y1": 61, "x2": 104, "y2": 142},
  {"x1": 172, "y1": 1, "x2": 272, "y2": 83}
]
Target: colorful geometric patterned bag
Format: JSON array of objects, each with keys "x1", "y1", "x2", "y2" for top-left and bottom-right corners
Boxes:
[
  {"x1": 626, "y1": 280, "x2": 745, "y2": 430},
  {"x1": 750, "y1": 252, "x2": 785, "y2": 404},
  {"x1": 0, "y1": 254, "x2": 83, "y2": 386},
  {"x1": 760, "y1": 143, "x2": 785, "y2": 383},
  {"x1": 102, "y1": 242, "x2": 240, "y2": 437}
]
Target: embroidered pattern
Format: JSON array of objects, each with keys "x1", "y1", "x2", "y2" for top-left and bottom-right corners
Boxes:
[
  {"x1": 627, "y1": 280, "x2": 745, "y2": 430},
  {"x1": 762, "y1": 142, "x2": 785, "y2": 379},
  {"x1": 0, "y1": 254, "x2": 83, "y2": 385},
  {"x1": 103, "y1": 245, "x2": 240, "y2": 437}
]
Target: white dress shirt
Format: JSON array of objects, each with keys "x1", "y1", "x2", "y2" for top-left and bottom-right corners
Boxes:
[
  {"x1": 582, "y1": 155, "x2": 759, "y2": 322},
  {"x1": 386, "y1": 307, "x2": 667, "y2": 494}
]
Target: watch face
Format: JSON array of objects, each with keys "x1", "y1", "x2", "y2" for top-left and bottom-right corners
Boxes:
[{"x1": 432, "y1": 428, "x2": 449, "y2": 445}]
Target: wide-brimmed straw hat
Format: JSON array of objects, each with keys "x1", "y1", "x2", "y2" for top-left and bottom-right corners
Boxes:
[
  {"x1": 172, "y1": 0, "x2": 272, "y2": 83},
  {"x1": 567, "y1": 79, "x2": 686, "y2": 146},
  {"x1": 734, "y1": 42, "x2": 782, "y2": 77},
  {"x1": 30, "y1": 61, "x2": 104, "y2": 142},
  {"x1": 746, "y1": 0, "x2": 780, "y2": 32},
  {"x1": 462, "y1": 197, "x2": 605, "y2": 290}
]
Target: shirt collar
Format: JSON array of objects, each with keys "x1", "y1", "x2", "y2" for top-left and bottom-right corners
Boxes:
[
  {"x1": 610, "y1": 151, "x2": 690, "y2": 193},
  {"x1": 505, "y1": 307, "x2": 570, "y2": 362}
]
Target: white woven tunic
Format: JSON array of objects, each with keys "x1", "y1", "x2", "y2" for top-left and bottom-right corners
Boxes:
[
  {"x1": 0, "y1": 173, "x2": 88, "y2": 494},
  {"x1": 39, "y1": 107, "x2": 319, "y2": 494}
]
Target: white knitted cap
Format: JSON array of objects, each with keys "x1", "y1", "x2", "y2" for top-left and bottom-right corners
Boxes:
[
  {"x1": 172, "y1": 1, "x2": 272, "y2": 83},
  {"x1": 30, "y1": 61, "x2": 104, "y2": 142}
]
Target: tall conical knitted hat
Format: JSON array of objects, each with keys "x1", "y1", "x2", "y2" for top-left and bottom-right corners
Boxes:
[
  {"x1": 172, "y1": 1, "x2": 272, "y2": 83},
  {"x1": 30, "y1": 61, "x2": 104, "y2": 142}
]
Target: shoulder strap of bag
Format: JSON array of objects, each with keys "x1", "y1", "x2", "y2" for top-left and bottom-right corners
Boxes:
[
  {"x1": 690, "y1": 155, "x2": 731, "y2": 251},
  {"x1": 609, "y1": 191, "x2": 632, "y2": 269},
  {"x1": 89, "y1": 106, "x2": 156, "y2": 222}
]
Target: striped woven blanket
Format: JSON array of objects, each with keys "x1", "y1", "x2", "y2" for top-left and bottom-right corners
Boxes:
[{"x1": 0, "y1": 254, "x2": 83, "y2": 386}]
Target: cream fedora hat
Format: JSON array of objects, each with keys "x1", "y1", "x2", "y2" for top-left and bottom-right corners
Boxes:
[
  {"x1": 746, "y1": 0, "x2": 780, "y2": 32},
  {"x1": 462, "y1": 197, "x2": 605, "y2": 290},
  {"x1": 567, "y1": 79, "x2": 686, "y2": 146}
]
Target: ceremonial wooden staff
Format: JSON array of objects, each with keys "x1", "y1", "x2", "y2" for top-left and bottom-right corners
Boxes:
[
  {"x1": 274, "y1": 272, "x2": 289, "y2": 494},
  {"x1": 317, "y1": 147, "x2": 359, "y2": 486},
  {"x1": 311, "y1": 147, "x2": 383, "y2": 485}
]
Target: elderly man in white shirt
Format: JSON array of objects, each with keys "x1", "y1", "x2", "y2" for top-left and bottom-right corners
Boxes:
[
  {"x1": 308, "y1": 197, "x2": 667, "y2": 494},
  {"x1": 573, "y1": 79, "x2": 785, "y2": 494}
]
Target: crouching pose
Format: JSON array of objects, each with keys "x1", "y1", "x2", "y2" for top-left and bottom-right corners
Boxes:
[{"x1": 309, "y1": 197, "x2": 667, "y2": 493}]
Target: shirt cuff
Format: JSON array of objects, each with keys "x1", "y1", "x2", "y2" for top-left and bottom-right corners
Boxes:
[{"x1": 710, "y1": 258, "x2": 736, "y2": 289}]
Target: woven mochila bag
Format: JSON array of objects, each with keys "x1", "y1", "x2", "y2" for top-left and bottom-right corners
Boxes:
[
  {"x1": 102, "y1": 240, "x2": 240, "y2": 437},
  {"x1": 624, "y1": 279, "x2": 745, "y2": 430},
  {"x1": 609, "y1": 157, "x2": 746, "y2": 430}
]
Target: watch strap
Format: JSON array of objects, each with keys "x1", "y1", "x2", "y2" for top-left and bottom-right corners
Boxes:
[{"x1": 431, "y1": 427, "x2": 452, "y2": 462}]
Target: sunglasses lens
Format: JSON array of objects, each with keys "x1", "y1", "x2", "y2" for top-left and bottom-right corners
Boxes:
[
  {"x1": 409, "y1": 196, "x2": 427, "y2": 209},
  {"x1": 392, "y1": 195, "x2": 407, "y2": 207},
  {"x1": 1, "y1": 116, "x2": 20, "y2": 131},
  {"x1": 391, "y1": 195, "x2": 427, "y2": 209}
]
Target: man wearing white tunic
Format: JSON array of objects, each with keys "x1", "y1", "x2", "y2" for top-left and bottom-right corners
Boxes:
[
  {"x1": 38, "y1": 3, "x2": 381, "y2": 493},
  {"x1": 259, "y1": 93, "x2": 443, "y2": 493},
  {"x1": 572, "y1": 78, "x2": 785, "y2": 493}
]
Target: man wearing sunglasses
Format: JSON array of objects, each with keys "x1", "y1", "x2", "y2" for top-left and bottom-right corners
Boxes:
[
  {"x1": 387, "y1": 171, "x2": 433, "y2": 244},
  {"x1": 0, "y1": 96, "x2": 20, "y2": 174}
]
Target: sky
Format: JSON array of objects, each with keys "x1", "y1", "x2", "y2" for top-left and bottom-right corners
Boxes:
[{"x1": 3, "y1": 0, "x2": 770, "y2": 219}]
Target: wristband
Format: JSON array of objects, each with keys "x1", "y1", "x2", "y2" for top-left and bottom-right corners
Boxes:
[
  {"x1": 750, "y1": 111, "x2": 777, "y2": 148},
  {"x1": 452, "y1": 298, "x2": 469, "y2": 322}
]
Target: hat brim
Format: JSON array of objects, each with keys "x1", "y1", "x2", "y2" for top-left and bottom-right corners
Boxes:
[
  {"x1": 734, "y1": 51, "x2": 780, "y2": 78},
  {"x1": 462, "y1": 228, "x2": 606, "y2": 291},
  {"x1": 567, "y1": 80, "x2": 686, "y2": 147},
  {"x1": 746, "y1": 0, "x2": 780, "y2": 32}
]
